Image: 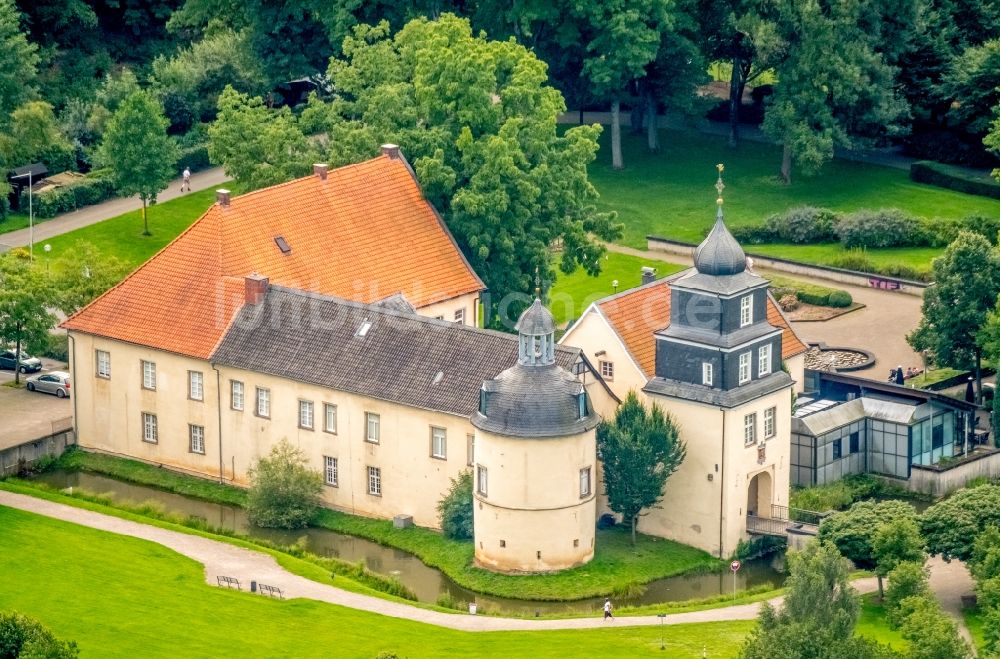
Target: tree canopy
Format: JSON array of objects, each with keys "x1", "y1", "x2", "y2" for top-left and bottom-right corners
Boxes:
[
  {"x1": 920, "y1": 484, "x2": 1000, "y2": 561},
  {"x1": 0, "y1": 251, "x2": 55, "y2": 385},
  {"x1": 818, "y1": 499, "x2": 919, "y2": 569},
  {"x1": 246, "y1": 438, "x2": 324, "y2": 529},
  {"x1": 0, "y1": 0, "x2": 38, "y2": 123}
]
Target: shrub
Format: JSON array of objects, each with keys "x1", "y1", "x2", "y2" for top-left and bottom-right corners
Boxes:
[
  {"x1": 829, "y1": 252, "x2": 932, "y2": 282},
  {"x1": 437, "y1": 470, "x2": 473, "y2": 540},
  {"x1": 177, "y1": 143, "x2": 211, "y2": 172},
  {"x1": 764, "y1": 206, "x2": 840, "y2": 243},
  {"x1": 730, "y1": 224, "x2": 778, "y2": 244},
  {"x1": 18, "y1": 175, "x2": 118, "y2": 219},
  {"x1": 32, "y1": 333, "x2": 68, "y2": 362},
  {"x1": 778, "y1": 294, "x2": 799, "y2": 311},
  {"x1": 883, "y1": 561, "x2": 930, "y2": 627},
  {"x1": 836, "y1": 208, "x2": 929, "y2": 249},
  {"x1": 0, "y1": 610, "x2": 79, "y2": 658},
  {"x1": 910, "y1": 160, "x2": 1000, "y2": 200},
  {"x1": 246, "y1": 438, "x2": 324, "y2": 529},
  {"x1": 827, "y1": 290, "x2": 853, "y2": 308}
]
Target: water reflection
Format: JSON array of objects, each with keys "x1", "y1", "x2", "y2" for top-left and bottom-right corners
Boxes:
[{"x1": 33, "y1": 469, "x2": 786, "y2": 614}]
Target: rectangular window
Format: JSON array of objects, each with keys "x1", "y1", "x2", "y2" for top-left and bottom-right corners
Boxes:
[
  {"x1": 367, "y1": 466, "x2": 381, "y2": 496},
  {"x1": 833, "y1": 438, "x2": 843, "y2": 460},
  {"x1": 188, "y1": 371, "x2": 204, "y2": 401},
  {"x1": 454, "y1": 308, "x2": 465, "y2": 325},
  {"x1": 366, "y1": 412, "x2": 380, "y2": 444},
  {"x1": 744, "y1": 412, "x2": 756, "y2": 445},
  {"x1": 96, "y1": 350, "x2": 110, "y2": 379},
  {"x1": 324, "y1": 456, "x2": 338, "y2": 487},
  {"x1": 477, "y1": 464, "x2": 488, "y2": 496},
  {"x1": 764, "y1": 406, "x2": 776, "y2": 439},
  {"x1": 702, "y1": 362, "x2": 713, "y2": 386},
  {"x1": 256, "y1": 387, "x2": 270, "y2": 418},
  {"x1": 466, "y1": 434, "x2": 475, "y2": 467},
  {"x1": 932, "y1": 424, "x2": 944, "y2": 450},
  {"x1": 599, "y1": 360, "x2": 614, "y2": 380},
  {"x1": 299, "y1": 400, "x2": 314, "y2": 430},
  {"x1": 231, "y1": 380, "x2": 244, "y2": 411},
  {"x1": 323, "y1": 403, "x2": 337, "y2": 434},
  {"x1": 849, "y1": 432, "x2": 860, "y2": 454},
  {"x1": 142, "y1": 412, "x2": 158, "y2": 443},
  {"x1": 430, "y1": 426, "x2": 447, "y2": 459},
  {"x1": 579, "y1": 467, "x2": 592, "y2": 498},
  {"x1": 740, "y1": 295, "x2": 753, "y2": 327},
  {"x1": 189, "y1": 424, "x2": 205, "y2": 454},
  {"x1": 141, "y1": 360, "x2": 156, "y2": 390},
  {"x1": 739, "y1": 352, "x2": 752, "y2": 384},
  {"x1": 758, "y1": 344, "x2": 772, "y2": 376}
]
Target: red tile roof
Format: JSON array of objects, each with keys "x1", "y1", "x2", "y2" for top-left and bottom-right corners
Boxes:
[
  {"x1": 62, "y1": 155, "x2": 485, "y2": 358},
  {"x1": 595, "y1": 278, "x2": 807, "y2": 378}
]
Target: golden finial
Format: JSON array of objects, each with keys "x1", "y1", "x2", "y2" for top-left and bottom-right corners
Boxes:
[
  {"x1": 715, "y1": 163, "x2": 725, "y2": 206},
  {"x1": 534, "y1": 266, "x2": 541, "y2": 298}
]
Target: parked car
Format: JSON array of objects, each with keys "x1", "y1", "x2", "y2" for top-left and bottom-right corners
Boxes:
[
  {"x1": 0, "y1": 349, "x2": 42, "y2": 373},
  {"x1": 26, "y1": 371, "x2": 71, "y2": 398}
]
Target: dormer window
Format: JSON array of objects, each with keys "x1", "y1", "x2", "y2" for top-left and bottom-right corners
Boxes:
[
  {"x1": 577, "y1": 392, "x2": 587, "y2": 419},
  {"x1": 480, "y1": 388, "x2": 489, "y2": 414},
  {"x1": 740, "y1": 295, "x2": 753, "y2": 327}
]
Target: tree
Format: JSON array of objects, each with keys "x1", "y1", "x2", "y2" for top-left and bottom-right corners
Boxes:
[
  {"x1": 246, "y1": 439, "x2": 324, "y2": 529},
  {"x1": 739, "y1": 541, "x2": 902, "y2": 659},
  {"x1": 0, "y1": 101, "x2": 75, "y2": 173},
  {"x1": 313, "y1": 15, "x2": 621, "y2": 323},
  {"x1": 920, "y1": 484, "x2": 1000, "y2": 561},
  {"x1": 969, "y1": 526, "x2": 1000, "y2": 583},
  {"x1": 0, "y1": 610, "x2": 78, "y2": 659},
  {"x1": 872, "y1": 517, "x2": 926, "y2": 599},
  {"x1": 884, "y1": 561, "x2": 931, "y2": 628},
  {"x1": 208, "y1": 86, "x2": 316, "y2": 191},
  {"x1": 898, "y1": 595, "x2": 972, "y2": 659},
  {"x1": 986, "y1": 110, "x2": 1000, "y2": 183},
  {"x1": 436, "y1": 470, "x2": 473, "y2": 540},
  {"x1": 597, "y1": 391, "x2": 685, "y2": 544},
  {"x1": 0, "y1": 252, "x2": 54, "y2": 385},
  {"x1": 50, "y1": 242, "x2": 131, "y2": 315},
  {"x1": 910, "y1": 232, "x2": 1000, "y2": 404},
  {"x1": 940, "y1": 40, "x2": 1000, "y2": 135},
  {"x1": 96, "y1": 91, "x2": 179, "y2": 236},
  {"x1": 818, "y1": 500, "x2": 918, "y2": 569},
  {"x1": 0, "y1": 0, "x2": 38, "y2": 123}
]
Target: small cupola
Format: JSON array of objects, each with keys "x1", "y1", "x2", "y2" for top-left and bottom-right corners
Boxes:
[{"x1": 516, "y1": 298, "x2": 556, "y2": 366}]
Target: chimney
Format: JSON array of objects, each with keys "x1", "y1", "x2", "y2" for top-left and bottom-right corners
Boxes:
[
  {"x1": 641, "y1": 266, "x2": 657, "y2": 286},
  {"x1": 216, "y1": 189, "x2": 231, "y2": 208},
  {"x1": 244, "y1": 274, "x2": 269, "y2": 305},
  {"x1": 381, "y1": 144, "x2": 401, "y2": 160},
  {"x1": 313, "y1": 163, "x2": 329, "y2": 180}
]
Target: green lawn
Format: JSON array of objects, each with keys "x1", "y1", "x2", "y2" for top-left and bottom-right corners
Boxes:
[
  {"x1": 964, "y1": 606, "x2": 986, "y2": 653},
  {"x1": 0, "y1": 210, "x2": 29, "y2": 233},
  {"x1": 589, "y1": 128, "x2": 1000, "y2": 268},
  {"x1": 855, "y1": 594, "x2": 908, "y2": 652},
  {"x1": 0, "y1": 505, "x2": 752, "y2": 658},
  {"x1": 550, "y1": 251, "x2": 687, "y2": 325}
]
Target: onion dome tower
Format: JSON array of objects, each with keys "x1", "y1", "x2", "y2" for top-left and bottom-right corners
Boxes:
[{"x1": 471, "y1": 297, "x2": 599, "y2": 572}]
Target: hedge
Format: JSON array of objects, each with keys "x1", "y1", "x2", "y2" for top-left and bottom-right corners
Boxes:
[
  {"x1": 766, "y1": 274, "x2": 853, "y2": 308},
  {"x1": 910, "y1": 161, "x2": 1000, "y2": 200},
  {"x1": 19, "y1": 175, "x2": 117, "y2": 219},
  {"x1": 178, "y1": 143, "x2": 211, "y2": 172}
]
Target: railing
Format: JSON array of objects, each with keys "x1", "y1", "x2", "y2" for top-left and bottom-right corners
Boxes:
[
  {"x1": 771, "y1": 504, "x2": 826, "y2": 526},
  {"x1": 746, "y1": 515, "x2": 790, "y2": 537},
  {"x1": 746, "y1": 506, "x2": 823, "y2": 539}
]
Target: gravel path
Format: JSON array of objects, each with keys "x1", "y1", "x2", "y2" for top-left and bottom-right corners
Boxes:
[
  {"x1": 1, "y1": 489, "x2": 880, "y2": 632},
  {"x1": 926, "y1": 555, "x2": 976, "y2": 646}
]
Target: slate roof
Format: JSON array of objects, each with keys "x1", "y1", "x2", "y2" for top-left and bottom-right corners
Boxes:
[
  {"x1": 644, "y1": 371, "x2": 794, "y2": 409},
  {"x1": 694, "y1": 212, "x2": 747, "y2": 276},
  {"x1": 211, "y1": 287, "x2": 581, "y2": 418},
  {"x1": 62, "y1": 154, "x2": 484, "y2": 359},
  {"x1": 587, "y1": 274, "x2": 807, "y2": 378}
]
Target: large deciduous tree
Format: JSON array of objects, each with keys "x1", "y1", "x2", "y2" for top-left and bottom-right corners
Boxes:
[
  {"x1": 311, "y1": 15, "x2": 620, "y2": 324},
  {"x1": 909, "y1": 232, "x2": 1000, "y2": 403},
  {"x1": 597, "y1": 391, "x2": 685, "y2": 545},
  {"x1": 246, "y1": 438, "x2": 324, "y2": 529},
  {"x1": 0, "y1": 101, "x2": 76, "y2": 174},
  {"x1": 920, "y1": 484, "x2": 1000, "y2": 561},
  {"x1": 818, "y1": 500, "x2": 919, "y2": 570},
  {"x1": 96, "y1": 91, "x2": 179, "y2": 236},
  {"x1": 0, "y1": 252, "x2": 54, "y2": 385},
  {"x1": 897, "y1": 595, "x2": 972, "y2": 659},
  {"x1": 0, "y1": 0, "x2": 38, "y2": 122},
  {"x1": 872, "y1": 517, "x2": 926, "y2": 599},
  {"x1": 941, "y1": 39, "x2": 1000, "y2": 135},
  {"x1": 51, "y1": 242, "x2": 131, "y2": 315}
]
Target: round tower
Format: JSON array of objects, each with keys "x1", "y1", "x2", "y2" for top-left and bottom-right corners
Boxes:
[{"x1": 471, "y1": 299, "x2": 599, "y2": 573}]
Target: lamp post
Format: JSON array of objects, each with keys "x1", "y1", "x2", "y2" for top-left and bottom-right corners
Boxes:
[
  {"x1": 612, "y1": 279, "x2": 619, "y2": 293},
  {"x1": 28, "y1": 169, "x2": 33, "y2": 260},
  {"x1": 43, "y1": 243, "x2": 51, "y2": 275},
  {"x1": 657, "y1": 613, "x2": 666, "y2": 650}
]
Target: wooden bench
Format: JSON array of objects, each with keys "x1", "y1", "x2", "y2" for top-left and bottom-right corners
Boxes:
[
  {"x1": 217, "y1": 575, "x2": 241, "y2": 590},
  {"x1": 258, "y1": 583, "x2": 283, "y2": 599}
]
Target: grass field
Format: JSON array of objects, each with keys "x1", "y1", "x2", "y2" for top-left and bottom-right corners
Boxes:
[
  {"x1": 0, "y1": 505, "x2": 752, "y2": 658},
  {"x1": 855, "y1": 594, "x2": 908, "y2": 652}
]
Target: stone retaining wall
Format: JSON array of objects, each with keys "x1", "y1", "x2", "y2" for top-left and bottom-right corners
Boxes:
[
  {"x1": 906, "y1": 449, "x2": 1000, "y2": 497},
  {"x1": 0, "y1": 429, "x2": 76, "y2": 477}
]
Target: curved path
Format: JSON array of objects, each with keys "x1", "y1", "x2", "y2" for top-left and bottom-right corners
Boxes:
[{"x1": 0, "y1": 490, "x2": 879, "y2": 631}]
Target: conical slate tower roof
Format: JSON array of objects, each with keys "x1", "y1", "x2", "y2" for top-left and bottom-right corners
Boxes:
[{"x1": 694, "y1": 206, "x2": 746, "y2": 276}]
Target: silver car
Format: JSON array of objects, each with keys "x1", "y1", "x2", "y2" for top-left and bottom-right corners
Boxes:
[{"x1": 26, "y1": 371, "x2": 71, "y2": 398}]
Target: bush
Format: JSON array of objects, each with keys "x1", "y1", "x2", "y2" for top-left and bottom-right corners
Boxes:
[
  {"x1": 730, "y1": 224, "x2": 778, "y2": 244},
  {"x1": 836, "y1": 208, "x2": 930, "y2": 249},
  {"x1": 904, "y1": 128, "x2": 1000, "y2": 168},
  {"x1": 827, "y1": 290, "x2": 853, "y2": 308},
  {"x1": 764, "y1": 206, "x2": 840, "y2": 244},
  {"x1": 19, "y1": 175, "x2": 118, "y2": 219},
  {"x1": 436, "y1": 470, "x2": 473, "y2": 540},
  {"x1": 911, "y1": 160, "x2": 1000, "y2": 199},
  {"x1": 778, "y1": 294, "x2": 799, "y2": 311},
  {"x1": 246, "y1": 439, "x2": 324, "y2": 529},
  {"x1": 884, "y1": 561, "x2": 930, "y2": 628},
  {"x1": 0, "y1": 610, "x2": 79, "y2": 658},
  {"x1": 177, "y1": 143, "x2": 211, "y2": 172}
]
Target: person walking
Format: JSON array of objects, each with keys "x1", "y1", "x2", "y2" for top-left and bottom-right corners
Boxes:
[
  {"x1": 603, "y1": 598, "x2": 613, "y2": 621},
  {"x1": 181, "y1": 167, "x2": 191, "y2": 193}
]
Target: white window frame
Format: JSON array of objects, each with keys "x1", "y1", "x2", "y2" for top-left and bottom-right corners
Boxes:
[
  {"x1": 477, "y1": 464, "x2": 488, "y2": 496},
  {"x1": 188, "y1": 371, "x2": 204, "y2": 401},
  {"x1": 324, "y1": 456, "x2": 338, "y2": 487},
  {"x1": 580, "y1": 467, "x2": 592, "y2": 498},
  {"x1": 740, "y1": 295, "x2": 753, "y2": 327},
  {"x1": 299, "y1": 399, "x2": 314, "y2": 430},
  {"x1": 96, "y1": 350, "x2": 110, "y2": 379},
  {"x1": 454, "y1": 308, "x2": 465, "y2": 325},
  {"x1": 430, "y1": 426, "x2": 447, "y2": 459},
  {"x1": 702, "y1": 362, "x2": 713, "y2": 386},
  {"x1": 141, "y1": 360, "x2": 156, "y2": 390},
  {"x1": 366, "y1": 412, "x2": 380, "y2": 444},
  {"x1": 367, "y1": 466, "x2": 381, "y2": 496},
  {"x1": 256, "y1": 387, "x2": 270, "y2": 418},
  {"x1": 758, "y1": 343, "x2": 772, "y2": 376},
  {"x1": 189, "y1": 424, "x2": 205, "y2": 454},
  {"x1": 323, "y1": 403, "x2": 338, "y2": 434},
  {"x1": 142, "y1": 412, "x2": 158, "y2": 443},
  {"x1": 599, "y1": 360, "x2": 614, "y2": 381},
  {"x1": 739, "y1": 352, "x2": 751, "y2": 384},
  {"x1": 231, "y1": 380, "x2": 244, "y2": 411},
  {"x1": 764, "y1": 407, "x2": 776, "y2": 439},
  {"x1": 744, "y1": 412, "x2": 757, "y2": 445}
]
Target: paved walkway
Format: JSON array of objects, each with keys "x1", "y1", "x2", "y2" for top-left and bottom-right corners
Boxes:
[
  {"x1": 927, "y1": 555, "x2": 976, "y2": 646},
  {"x1": 0, "y1": 167, "x2": 229, "y2": 252},
  {"x1": 0, "y1": 490, "x2": 879, "y2": 632},
  {"x1": 606, "y1": 243, "x2": 923, "y2": 381}
]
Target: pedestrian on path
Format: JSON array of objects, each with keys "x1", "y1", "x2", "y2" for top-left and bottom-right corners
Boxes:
[
  {"x1": 181, "y1": 167, "x2": 191, "y2": 192},
  {"x1": 603, "y1": 598, "x2": 613, "y2": 621}
]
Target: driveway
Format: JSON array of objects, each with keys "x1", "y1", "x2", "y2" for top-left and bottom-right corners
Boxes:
[{"x1": 0, "y1": 358, "x2": 72, "y2": 450}]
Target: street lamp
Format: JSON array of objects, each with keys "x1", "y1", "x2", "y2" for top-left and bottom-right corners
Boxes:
[
  {"x1": 28, "y1": 169, "x2": 33, "y2": 260},
  {"x1": 43, "y1": 244, "x2": 51, "y2": 275},
  {"x1": 612, "y1": 279, "x2": 619, "y2": 293},
  {"x1": 658, "y1": 612, "x2": 666, "y2": 650}
]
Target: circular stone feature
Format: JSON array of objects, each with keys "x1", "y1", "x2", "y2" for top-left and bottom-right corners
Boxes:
[{"x1": 804, "y1": 345, "x2": 875, "y2": 372}]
